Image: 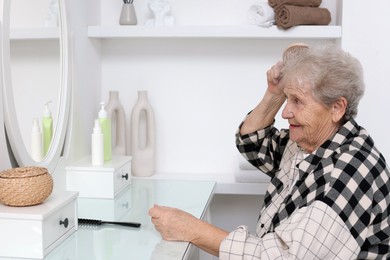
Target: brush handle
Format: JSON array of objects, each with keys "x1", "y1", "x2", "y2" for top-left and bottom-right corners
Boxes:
[{"x1": 102, "y1": 220, "x2": 141, "y2": 228}]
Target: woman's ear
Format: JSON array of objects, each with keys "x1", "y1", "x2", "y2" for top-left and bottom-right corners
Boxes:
[{"x1": 332, "y1": 97, "x2": 348, "y2": 122}]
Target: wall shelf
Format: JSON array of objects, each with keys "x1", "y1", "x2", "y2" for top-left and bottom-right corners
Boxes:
[
  {"x1": 10, "y1": 28, "x2": 60, "y2": 40},
  {"x1": 88, "y1": 25, "x2": 342, "y2": 39}
]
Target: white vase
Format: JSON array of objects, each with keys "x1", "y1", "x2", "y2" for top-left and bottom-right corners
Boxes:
[
  {"x1": 105, "y1": 91, "x2": 127, "y2": 156},
  {"x1": 130, "y1": 91, "x2": 155, "y2": 177},
  {"x1": 119, "y1": 3, "x2": 137, "y2": 25}
]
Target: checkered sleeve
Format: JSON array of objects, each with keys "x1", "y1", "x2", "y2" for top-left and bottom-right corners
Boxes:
[
  {"x1": 235, "y1": 121, "x2": 289, "y2": 176},
  {"x1": 219, "y1": 201, "x2": 360, "y2": 259}
]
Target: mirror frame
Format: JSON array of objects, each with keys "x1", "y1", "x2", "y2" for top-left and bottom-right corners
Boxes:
[
  {"x1": 1, "y1": 0, "x2": 71, "y2": 172},
  {"x1": 0, "y1": 22, "x2": 11, "y2": 170}
]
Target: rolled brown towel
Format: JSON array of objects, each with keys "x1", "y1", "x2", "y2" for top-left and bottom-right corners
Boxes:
[
  {"x1": 275, "y1": 5, "x2": 331, "y2": 29},
  {"x1": 268, "y1": 0, "x2": 322, "y2": 9}
]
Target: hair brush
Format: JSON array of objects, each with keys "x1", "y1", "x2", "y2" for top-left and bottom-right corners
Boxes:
[
  {"x1": 282, "y1": 43, "x2": 309, "y2": 62},
  {"x1": 78, "y1": 218, "x2": 141, "y2": 228}
]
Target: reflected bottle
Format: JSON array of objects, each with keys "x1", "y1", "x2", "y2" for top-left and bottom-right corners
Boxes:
[
  {"x1": 105, "y1": 91, "x2": 126, "y2": 156},
  {"x1": 42, "y1": 101, "x2": 53, "y2": 156},
  {"x1": 131, "y1": 90, "x2": 155, "y2": 177},
  {"x1": 31, "y1": 118, "x2": 43, "y2": 162}
]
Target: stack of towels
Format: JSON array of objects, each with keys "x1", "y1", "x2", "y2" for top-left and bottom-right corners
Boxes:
[{"x1": 269, "y1": 0, "x2": 331, "y2": 29}]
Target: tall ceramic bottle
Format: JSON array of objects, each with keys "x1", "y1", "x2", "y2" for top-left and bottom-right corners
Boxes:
[
  {"x1": 131, "y1": 90, "x2": 155, "y2": 177},
  {"x1": 105, "y1": 91, "x2": 126, "y2": 156}
]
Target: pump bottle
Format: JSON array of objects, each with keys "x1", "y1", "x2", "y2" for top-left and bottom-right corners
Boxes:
[
  {"x1": 31, "y1": 118, "x2": 43, "y2": 162},
  {"x1": 92, "y1": 119, "x2": 104, "y2": 166},
  {"x1": 98, "y1": 102, "x2": 112, "y2": 162},
  {"x1": 42, "y1": 101, "x2": 53, "y2": 155}
]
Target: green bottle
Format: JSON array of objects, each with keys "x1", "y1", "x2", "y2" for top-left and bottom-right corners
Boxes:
[
  {"x1": 42, "y1": 101, "x2": 53, "y2": 156},
  {"x1": 98, "y1": 102, "x2": 112, "y2": 162}
]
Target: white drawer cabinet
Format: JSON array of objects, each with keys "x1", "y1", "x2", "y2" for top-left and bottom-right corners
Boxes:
[
  {"x1": 77, "y1": 185, "x2": 132, "y2": 221},
  {"x1": 0, "y1": 191, "x2": 78, "y2": 259},
  {"x1": 66, "y1": 156, "x2": 132, "y2": 199}
]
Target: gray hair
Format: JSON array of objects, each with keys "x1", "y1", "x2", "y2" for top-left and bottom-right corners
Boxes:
[{"x1": 281, "y1": 44, "x2": 365, "y2": 120}]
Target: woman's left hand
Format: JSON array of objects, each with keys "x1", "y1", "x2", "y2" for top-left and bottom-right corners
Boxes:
[
  {"x1": 149, "y1": 204, "x2": 229, "y2": 256},
  {"x1": 148, "y1": 204, "x2": 200, "y2": 242}
]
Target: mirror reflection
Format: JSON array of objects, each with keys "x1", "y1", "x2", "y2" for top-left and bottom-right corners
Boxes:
[{"x1": 9, "y1": 0, "x2": 60, "y2": 162}]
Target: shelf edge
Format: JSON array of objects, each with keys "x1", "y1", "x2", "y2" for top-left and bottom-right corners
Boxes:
[{"x1": 87, "y1": 25, "x2": 342, "y2": 39}]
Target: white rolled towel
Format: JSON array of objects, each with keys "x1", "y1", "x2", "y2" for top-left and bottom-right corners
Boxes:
[{"x1": 247, "y1": 3, "x2": 275, "y2": 27}]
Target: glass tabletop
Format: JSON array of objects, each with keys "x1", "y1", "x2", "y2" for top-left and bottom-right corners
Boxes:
[{"x1": 47, "y1": 179, "x2": 216, "y2": 260}]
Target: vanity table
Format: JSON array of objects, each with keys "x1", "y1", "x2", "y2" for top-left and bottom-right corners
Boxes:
[{"x1": 28, "y1": 179, "x2": 215, "y2": 260}]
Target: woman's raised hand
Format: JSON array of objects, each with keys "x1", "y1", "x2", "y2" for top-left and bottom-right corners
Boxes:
[{"x1": 266, "y1": 60, "x2": 285, "y2": 96}]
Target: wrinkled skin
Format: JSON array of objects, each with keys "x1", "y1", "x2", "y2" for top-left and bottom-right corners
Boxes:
[{"x1": 148, "y1": 204, "x2": 228, "y2": 256}]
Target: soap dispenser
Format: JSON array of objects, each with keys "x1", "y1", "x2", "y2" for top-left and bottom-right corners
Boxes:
[
  {"x1": 42, "y1": 101, "x2": 53, "y2": 155},
  {"x1": 30, "y1": 118, "x2": 43, "y2": 162},
  {"x1": 99, "y1": 102, "x2": 112, "y2": 162}
]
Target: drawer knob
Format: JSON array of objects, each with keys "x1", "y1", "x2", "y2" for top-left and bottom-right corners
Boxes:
[
  {"x1": 122, "y1": 173, "x2": 129, "y2": 180},
  {"x1": 122, "y1": 202, "x2": 129, "y2": 209},
  {"x1": 60, "y1": 218, "x2": 69, "y2": 228}
]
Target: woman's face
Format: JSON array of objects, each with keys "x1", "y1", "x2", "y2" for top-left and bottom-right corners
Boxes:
[{"x1": 281, "y1": 82, "x2": 339, "y2": 153}]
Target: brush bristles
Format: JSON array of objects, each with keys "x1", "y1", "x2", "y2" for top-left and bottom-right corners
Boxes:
[
  {"x1": 283, "y1": 43, "x2": 309, "y2": 62},
  {"x1": 78, "y1": 218, "x2": 102, "y2": 229}
]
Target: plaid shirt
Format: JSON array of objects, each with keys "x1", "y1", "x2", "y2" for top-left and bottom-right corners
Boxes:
[{"x1": 221, "y1": 118, "x2": 390, "y2": 259}]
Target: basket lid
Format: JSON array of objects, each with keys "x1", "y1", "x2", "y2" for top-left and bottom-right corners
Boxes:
[{"x1": 0, "y1": 166, "x2": 49, "y2": 179}]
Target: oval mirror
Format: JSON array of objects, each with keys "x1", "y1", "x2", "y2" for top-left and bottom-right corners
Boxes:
[{"x1": 1, "y1": 0, "x2": 71, "y2": 172}]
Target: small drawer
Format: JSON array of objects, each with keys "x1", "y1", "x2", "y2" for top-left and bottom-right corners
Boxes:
[
  {"x1": 43, "y1": 200, "x2": 76, "y2": 250},
  {"x1": 44, "y1": 232, "x2": 77, "y2": 260},
  {"x1": 77, "y1": 186, "x2": 132, "y2": 221},
  {"x1": 113, "y1": 161, "x2": 131, "y2": 195},
  {"x1": 66, "y1": 156, "x2": 132, "y2": 199},
  {"x1": 0, "y1": 191, "x2": 78, "y2": 259}
]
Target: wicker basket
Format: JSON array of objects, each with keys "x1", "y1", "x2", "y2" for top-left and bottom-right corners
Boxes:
[{"x1": 0, "y1": 166, "x2": 53, "y2": 207}]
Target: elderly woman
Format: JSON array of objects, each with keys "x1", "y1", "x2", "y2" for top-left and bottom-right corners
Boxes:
[{"x1": 149, "y1": 44, "x2": 390, "y2": 259}]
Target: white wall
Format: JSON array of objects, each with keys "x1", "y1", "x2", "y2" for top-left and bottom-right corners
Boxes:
[
  {"x1": 341, "y1": 0, "x2": 390, "y2": 161},
  {"x1": 98, "y1": 0, "x2": 338, "y2": 177},
  {"x1": 1, "y1": 3, "x2": 389, "y2": 259},
  {"x1": 95, "y1": 0, "x2": 390, "y2": 177},
  {"x1": 64, "y1": 0, "x2": 102, "y2": 164},
  {"x1": 101, "y1": 38, "x2": 335, "y2": 176},
  {"x1": 2, "y1": 0, "x2": 390, "y2": 173}
]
